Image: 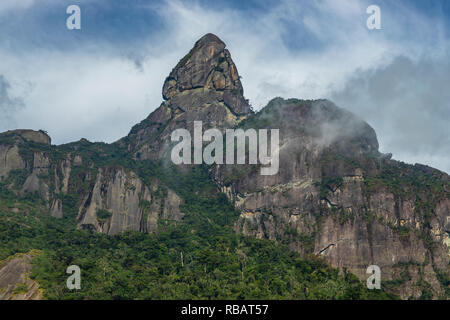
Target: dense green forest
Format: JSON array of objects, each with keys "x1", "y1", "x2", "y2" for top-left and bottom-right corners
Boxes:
[{"x1": 0, "y1": 160, "x2": 396, "y2": 300}]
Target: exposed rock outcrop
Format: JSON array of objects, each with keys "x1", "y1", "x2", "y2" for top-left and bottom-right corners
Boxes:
[
  {"x1": 0, "y1": 250, "x2": 43, "y2": 300},
  {"x1": 77, "y1": 167, "x2": 184, "y2": 235},
  {"x1": 162, "y1": 33, "x2": 247, "y2": 111},
  {"x1": 0, "y1": 145, "x2": 25, "y2": 180},
  {"x1": 124, "y1": 33, "x2": 252, "y2": 160},
  {"x1": 20, "y1": 151, "x2": 51, "y2": 202}
]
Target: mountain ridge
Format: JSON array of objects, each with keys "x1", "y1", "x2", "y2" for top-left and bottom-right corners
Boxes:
[{"x1": 0, "y1": 33, "x2": 448, "y2": 299}]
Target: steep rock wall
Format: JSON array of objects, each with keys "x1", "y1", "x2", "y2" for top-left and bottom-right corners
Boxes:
[{"x1": 77, "y1": 167, "x2": 184, "y2": 235}]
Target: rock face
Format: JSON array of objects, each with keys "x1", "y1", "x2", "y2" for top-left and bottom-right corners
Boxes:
[
  {"x1": 0, "y1": 131, "x2": 53, "y2": 205},
  {"x1": 0, "y1": 251, "x2": 43, "y2": 300},
  {"x1": 162, "y1": 33, "x2": 247, "y2": 109},
  {"x1": 20, "y1": 151, "x2": 52, "y2": 201},
  {"x1": 77, "y1": 167, "x2": 184, "y2": 235},
  {"x1": 0, "y1": 145, "x2": 25, "y2": 180},
  {"x1": 0, "y1": 130, "x2": 50, "y2": 181},
  {"x1": 124, "y1": 33, "x2": 252, "y2": 161},
  {"x1": 6, "y1": 130, "x2": 51, "y2": 145}
]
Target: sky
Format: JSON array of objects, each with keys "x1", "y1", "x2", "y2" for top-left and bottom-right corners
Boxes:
[{"x1": 0, "y1": 0, "x2": 449, "y2": 173}]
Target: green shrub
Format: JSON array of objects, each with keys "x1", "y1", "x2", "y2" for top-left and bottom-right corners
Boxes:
[{"x1": 96, "y1": 209, "x2": 112, "y2": 222}]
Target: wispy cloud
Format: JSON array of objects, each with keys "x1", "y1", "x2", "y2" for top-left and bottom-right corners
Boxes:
[
  {"x1": 0, "y1": 75, "x2": 26, "y2": 128},
  {"x1": 331, "y1": 56, "x2": 450, "y2": 173}
]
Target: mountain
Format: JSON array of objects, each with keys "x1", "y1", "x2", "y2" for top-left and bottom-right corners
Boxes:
[
  {"x1": 0, "y1": 34, "x2": 448, "y2": 300},
  {"x1": 214, "y1": 97, "x2": 450, "y2": 299},
  {"x1": 123, "y1": 33, "x2": 251, "y2": 161}
]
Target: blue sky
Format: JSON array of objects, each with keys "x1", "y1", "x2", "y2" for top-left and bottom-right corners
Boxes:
[
  {"x1": 2, "y1": 1, "x2": 449, "y2": 52},
  {"x1": 0, "y1": 0, "x2": 449, "y2": 173}
]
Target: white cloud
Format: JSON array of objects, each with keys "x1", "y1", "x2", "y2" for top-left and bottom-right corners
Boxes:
[
  {"x1": 331, "y1": 56, "x2": 450, "y2": 174},
  {"x1": 0, "y1": 0, "x2": 34, "y2": 13}
]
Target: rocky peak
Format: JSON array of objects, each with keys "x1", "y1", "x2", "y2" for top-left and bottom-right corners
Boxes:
[
  {"x1": 162, "y1": 33, "x2": 249, "y2": 116},
  {"x1": 125, "y1": 33, "x2": 252, "y2": 160}
]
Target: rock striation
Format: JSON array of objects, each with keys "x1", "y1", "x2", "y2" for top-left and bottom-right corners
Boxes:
[{"x1": 0, "y1": 250, "x2": 43, "y2": 300}]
